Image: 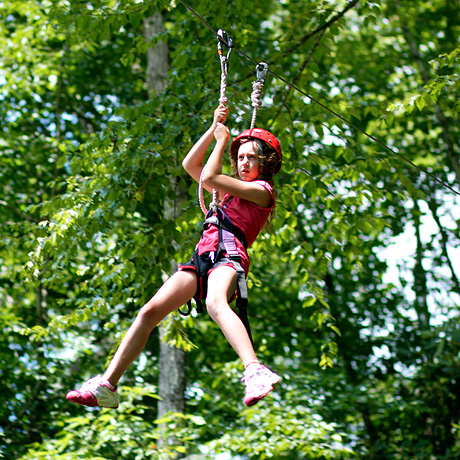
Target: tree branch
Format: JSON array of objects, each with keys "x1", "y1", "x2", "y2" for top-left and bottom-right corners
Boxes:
[
  {"x1": 284, "y1": 0, "x2": 360, "y2": 56},
  {"x1": 0, "y1": 200, "x2": 39, "y2": 223},
  {"x1": 270, "y1": 29, "x2": 326, "y2": 125}
]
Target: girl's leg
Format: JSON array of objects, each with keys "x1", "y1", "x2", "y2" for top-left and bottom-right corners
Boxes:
[
  {"x1": 206, "y1": 265, "x2": 281, "y2": 407},
  {"x1": 102, "y1": 270, "x2": 197, "y2": 386},
  {"x1": 205, "y1": 266, "x2": 258, "y2": 366}
]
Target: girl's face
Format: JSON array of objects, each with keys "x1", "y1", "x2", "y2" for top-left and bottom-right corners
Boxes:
[{"x1": 237, "y1": 141, "x2": 260, "y2": 182}]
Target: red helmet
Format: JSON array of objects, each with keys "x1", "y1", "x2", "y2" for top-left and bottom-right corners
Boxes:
[{"x1": 230, "y1": 128, "x2": 282, "y2": 174}]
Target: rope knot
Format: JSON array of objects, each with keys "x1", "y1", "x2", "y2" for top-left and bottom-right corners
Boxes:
[
  {"x1": 251, "y1": 81, "x2": 264, "y2": 110},
  {"x1": 250, "y1": 81, "x2": 264, "y2": 129}
]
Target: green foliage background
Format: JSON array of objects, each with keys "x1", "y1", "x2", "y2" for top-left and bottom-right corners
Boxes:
[{"x1": 1, "y1": 0, "x2": 459, "y2": 458}]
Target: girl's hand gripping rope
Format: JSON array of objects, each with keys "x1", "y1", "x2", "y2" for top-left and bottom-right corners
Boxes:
[
  {"x1": 213, "y1": 104, "x2": 228, "y2": 125},
  {"x1": 214, "y1": 122, "x2": 230, "y2": 144}
]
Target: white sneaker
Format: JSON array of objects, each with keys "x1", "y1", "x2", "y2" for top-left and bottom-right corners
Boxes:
[
  {"x1": 241, "y1": 363, "x2": 281, "y2": 407},
  {"x1": 66, "y1": 376, "x2": 119, "y2": 408}
]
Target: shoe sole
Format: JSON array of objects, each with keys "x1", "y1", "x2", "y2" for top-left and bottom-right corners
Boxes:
[{"x1": 66, "y1": 391, "x2": 118, "y2": 409}]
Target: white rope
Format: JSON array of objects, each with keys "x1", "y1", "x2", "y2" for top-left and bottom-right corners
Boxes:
[
  {"x1": 199, "y1": 168, "x2": 219, "y2": 215},
  {"x1": 199, "y1": 50, "x2": 228, "y2": 215},
  {"x1": 198, "y1": 167, "x2": 208, "y2": 215},
  {"x1": 250, "y1": 80, "x2": 264, "y2": 129},
  {"x1": 219, "y1": 54, "x2": 228, "y2": 106}
]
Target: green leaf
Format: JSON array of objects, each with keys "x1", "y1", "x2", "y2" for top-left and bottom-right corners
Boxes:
[
  {"x1": 416, "y1": 94, "x2": 426, "y2": 111},
  {"x1": 329, "y1": 325, "x2": 342, "y2": 337}
]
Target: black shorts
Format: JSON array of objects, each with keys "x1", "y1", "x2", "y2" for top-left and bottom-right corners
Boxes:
[{"x1": 178, "y1": 250, "x2": 238, "y2": 303}]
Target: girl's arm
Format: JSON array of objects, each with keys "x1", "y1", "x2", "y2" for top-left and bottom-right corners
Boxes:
[
  {"x1": 182, "y1": 105, "x2": 228, "y2": 194},
  {"x1": 203, "y1": 123, "x2": 272, "y2": 208}
]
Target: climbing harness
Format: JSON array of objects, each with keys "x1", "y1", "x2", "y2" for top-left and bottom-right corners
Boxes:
[
  {"x1": 198, "y1": 29, "x2": 233, "y2": 216},
  {"x1": 180, "y1": 206, "x2": 253, "y2": 343}
]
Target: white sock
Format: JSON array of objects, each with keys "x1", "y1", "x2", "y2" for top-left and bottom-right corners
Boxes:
[{"x1": 104, "y1": 379, "x2": 116, "y2": 390}]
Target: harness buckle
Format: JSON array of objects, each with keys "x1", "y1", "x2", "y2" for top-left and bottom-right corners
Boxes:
[{"x1": 204, "y1": 215, "x2": 219, "y2": 227}]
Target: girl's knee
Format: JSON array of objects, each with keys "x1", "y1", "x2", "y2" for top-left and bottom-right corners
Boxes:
[
  {"x1": 136, "y1": 301, "x2": 165, "y2": 327},
  {"x1": 205, "y1": 297, "x2": 229, "y2": 320}
]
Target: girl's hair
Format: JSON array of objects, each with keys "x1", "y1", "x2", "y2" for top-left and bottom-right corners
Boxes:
[{"x1": 230, "y1": 138, "x2": 280, "y2": 224}]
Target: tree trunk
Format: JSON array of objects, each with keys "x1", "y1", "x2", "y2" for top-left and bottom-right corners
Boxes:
[
  {"x1": 426, "y1": 194, "x2": 460, "y2": 295},
  {"x1": 145, "y1": 13, "x2": 168, "y2": 95},
  {"x1": 144, "y1": 11, "x2": 186, "y2": 455},
  {"x1": 412, "y1": 200, "x2": 430, "y2": 329}
]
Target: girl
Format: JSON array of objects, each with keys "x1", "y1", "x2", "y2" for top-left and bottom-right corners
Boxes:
[{"x1": 66, "y1": 104, "x2": 282, "y2": 409}]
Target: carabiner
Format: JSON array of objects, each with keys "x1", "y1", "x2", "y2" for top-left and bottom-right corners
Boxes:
[
  {"x1": 255, "y1": 62, "x2": 269, "y2": 84},
  {"x1": 217, "y1": 29, "x2": 233, "y2": 73}
]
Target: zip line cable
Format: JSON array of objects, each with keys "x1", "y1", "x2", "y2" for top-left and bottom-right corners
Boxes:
[
  {"x1": 265, "y1": 73, "x2": 460, "y2": 198},
  {"x1": 177, "y1": 0, "x2": 460, "y2": 198}
]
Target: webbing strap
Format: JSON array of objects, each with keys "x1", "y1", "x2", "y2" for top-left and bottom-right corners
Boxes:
[
  {"x1": 221, "y1": 229, "x2": 239, "y2": 258},
  {"x1": 233, "y1": 260, "x2": 253, "y2": 345}
]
